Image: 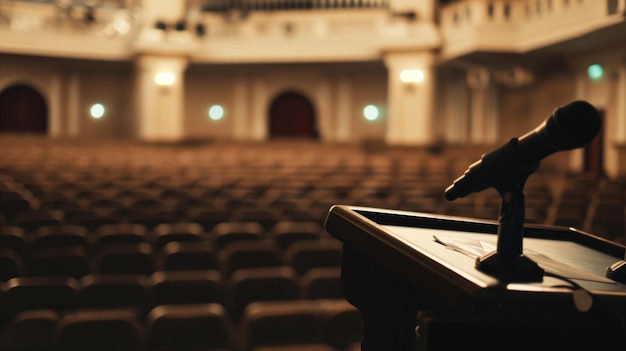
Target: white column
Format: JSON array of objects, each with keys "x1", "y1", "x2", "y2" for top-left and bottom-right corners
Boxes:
[
  {"x1": 615, "y1": 64, "x2": 626, "y2": 142},
  {"x1": 569, "y1": 71, "x2": 588, "y2": 172},
  {"x1": 67, "y1": 72, "x2": 81, "y2": 137},
  {"x1": 315, "y1": 79, "x2": 332, "y2": 141},
  {"x1": 469, "y1": 83, "x2": 498, "y2": 144},
  {"x1": 384, "y1": 51, "x2": 436, "y2": 146},
  {"x1": 48, "y1": 73, "x2": 63, "y2": 137},
  {"x1": 232, "y1": 75, "x2": 250, "y2": 140},
  {"x1": 335, "y1": 77, "x2": 352, "y2": 142},
  {"x1": 251, "y1": 78, "x2": 268, "y2": 141},
  {"x1": 134, "y1": 55, "x2": 188, "y2": 141}
]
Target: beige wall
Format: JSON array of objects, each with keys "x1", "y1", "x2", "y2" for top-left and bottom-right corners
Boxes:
[
  {"x1": 184, "y1": 65, "x2": 238, "y2": 140},
  {"x1": 183, "y1": 62, "x2": 388, "y2": 142},
  {"x1": 73, "y1": 61, "x2": 135, "y2": 139}
]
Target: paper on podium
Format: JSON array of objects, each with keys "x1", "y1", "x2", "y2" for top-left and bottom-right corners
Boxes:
[{"x1": 433, "y1": 235, "x2": 615, "y2": 284}]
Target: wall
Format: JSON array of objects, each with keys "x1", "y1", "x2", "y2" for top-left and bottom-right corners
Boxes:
[
  {"x1": 183, "y1": 62, "x2": 388, "y2": 142},
  {"x1": 0, "y1": 54, "x2": 135, "y2": 139},
  {"x1": 69, "y1": 60, "x2": 135, "y2": 139}
]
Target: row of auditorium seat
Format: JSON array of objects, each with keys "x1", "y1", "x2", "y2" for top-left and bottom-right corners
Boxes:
[
  {"x1": 4, "y1": 176, "x2": 626, "y2": 241},
  {"x1": 0, "y1": 266, "x2": 343, "y2": 322},
  {"x1": 0, "y1": 222, "x2": 342, "y2": 279},
  {"x1": 0, "y1": 299, "x2": 362, "y2": 351}
]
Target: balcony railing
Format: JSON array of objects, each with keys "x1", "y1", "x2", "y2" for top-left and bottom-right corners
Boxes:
[
  {"x1": 439, "y1": 0, "x2": 626, "y2": 59},
  {"x1": 200, "y1": 0, "x2": 388, "y2": 13}
]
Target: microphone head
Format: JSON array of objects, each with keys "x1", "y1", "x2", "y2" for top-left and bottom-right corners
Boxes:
[{"x1": 547, "y1": 100, "x2": 601, "y2": 150}]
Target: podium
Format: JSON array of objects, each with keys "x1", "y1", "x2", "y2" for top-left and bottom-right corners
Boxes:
[{"x1": 324, "y1": 205, "x2": 626, "y2": 351}]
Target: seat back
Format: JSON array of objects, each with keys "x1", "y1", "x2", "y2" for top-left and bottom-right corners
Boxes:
[
  {"x1": 146, "y1": 303, "x2": 234, "y2": 351},
  {"x1": 55, "y1": 309, "x2": 145, "y2": 351}
]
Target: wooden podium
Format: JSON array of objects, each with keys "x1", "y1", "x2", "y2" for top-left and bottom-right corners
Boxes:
[{"x1": 324, "y1": 205, "x2": 626, "y2": 351}]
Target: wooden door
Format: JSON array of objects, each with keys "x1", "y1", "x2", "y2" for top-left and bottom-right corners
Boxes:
[
  {"x1": 0, "y1": 84, "x2": 48, "y2": 133},
  {"x1": 269, "y1": 91, "x2": 318, "y2": 139}
]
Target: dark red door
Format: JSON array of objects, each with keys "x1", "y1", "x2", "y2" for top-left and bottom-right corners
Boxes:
[
  {"x1": 269, "y1": 91, "x2": 318, "y2": 138},
  {"x1": 0, "y1": 84, "x2": 48, "y2": 133}
]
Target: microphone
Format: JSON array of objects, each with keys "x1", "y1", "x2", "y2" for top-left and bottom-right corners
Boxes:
[{"x1": 445, "y1": 100, "x2": 601, "y2": 201}]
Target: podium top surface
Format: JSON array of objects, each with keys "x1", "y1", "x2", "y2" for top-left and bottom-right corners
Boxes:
[{"x1": 324, "y1": 205, "x2": 626, "y2": 321}]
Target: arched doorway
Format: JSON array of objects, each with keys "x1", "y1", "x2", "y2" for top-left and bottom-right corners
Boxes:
[
  {"x1": 269, "y1": 91, "x2": 318, "y2": 139},
  {"x1": 0, "y1": 84, "x2": 48, "y2": 133}
]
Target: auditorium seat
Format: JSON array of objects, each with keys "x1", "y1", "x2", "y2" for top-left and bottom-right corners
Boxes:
[
  {"x1": 151, "y1": 222, "x2": 204, "y2": 251},
  {"x1": 26, "y1": 246, "x2": 90, "y2": 279},
  {"x1": 230, "y1": 207, "x2": 282, "y2": 232},
  {"x1": 182, "y1": 208, "x2": 232, "y2": 232},
  {"x1": 3, "y1": 276, "x2": 80, "y2": 316},
  {"x1": 552, "y1": 202, "x2": 589, "y2": 228},
  {"x1": 150, "y1": 269, "x2": 226, "y2": 306},
  {"x1": 66, "y1": 209, "x2": 120, "y2": 232},
  {"x1": 91, "y1": 243, "x2": 155, "y2": 275},
  {"x1": 0, "y1": 309, "x2": 59, "y2": 351},
  {"x1": 123, "y1": 208, "x2": 179, "y2": 230},
  {"x1": 299, "y1": 267, "x2": 343, "y2": 300},
  {"x1": 227, "y1": 266, "x2": 300, "y2": 321},
  {"x1": 86, "y1": 198, "x2": 128, "y2": 212},
  {"x1": 283, "y1": 239, "x2": 343, "y2": 276},
  {"x1": 318, "y1": 299, "x2": 363, "y2": 351},
  {"x1": 0, "y1": 249, "x2": 23, "y2": 282},
  {"x1": 239, "y1": 300, "x2": 335, "y2": 351},
  {"x1": 159, "y1": 241, "x2": 219, "y2": 271},
  {"x1": 210, "y1": 221, "x2": 266, "y2": 249},
  {"x1": 79, "y1": 273, "x2": 152, "y2": 312},
  {"x1": 37, "y1": 190, "x2": 79, "y2": 211},
  {"x1": 55, "y1": 309, "x2": 145, "y2": 351},
  {"x1": 0, "y1": 226, "x2": 27, "y2": 258},
  {"x1": 282, "y1": 207, "x2": 327, "y2": 224},
  {"x1": 267, "y1": 221, "x2": 323, "y2": 251},
  {"x1": 0, "y1": 189, "x2": 34, "y2": 224},
  {"x1": 146, "y1": 303, "x2": 234, "y2": 351},
  {"x1": 218, "y1": 239, "x2": 283, "y2": 277},
  {"x1": 586, "y1": 197, "x2": 626, "y2": 240},
  {"x1": 92, "y1": 223, "x2": 150, "y2": 251},
  {"x1": 29, "y1": 224, "x2": 89, "y2": 251},
  {"x1": 11, "y1": 209, "x2": 63, "y2": 233}
]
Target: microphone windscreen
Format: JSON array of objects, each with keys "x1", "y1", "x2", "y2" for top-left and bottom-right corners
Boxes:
[{"x1": 551, "y1": 100, "x2": 601, "y2": 150}]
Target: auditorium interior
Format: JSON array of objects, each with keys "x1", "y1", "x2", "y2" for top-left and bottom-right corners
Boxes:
[{"x1": 1, "y1": 0, "x2": 626, "y2": 350}]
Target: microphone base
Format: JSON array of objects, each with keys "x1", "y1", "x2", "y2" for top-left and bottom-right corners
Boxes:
[{"x1": 475, "y1": 250, "x2": 544, "y2": 283}]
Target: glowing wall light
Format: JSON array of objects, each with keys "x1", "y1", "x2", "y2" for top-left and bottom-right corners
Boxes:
[
  {"x1": 90, "y1": 103, "x2": 105, "y2": 119},
  {"x1": 208, "y1": 105, "x2": 225, "y2": 121},
  {"x1": 363, "y1": 104, "x2": 380, "y2": 121},
  {"x1": 587, "y1": 64, "x2": 604, "y2": 81},
  {"x1": 400, "y1": 69, "x2": 425, "y2": 84},
  {"x1": 155, "y1": 72, "x2": 176, "y2": 86}
]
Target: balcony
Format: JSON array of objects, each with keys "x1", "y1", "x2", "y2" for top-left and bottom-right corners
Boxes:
[
  {"x1": 439, "y1": 0, "x2": 626, "y2": 61},
  {"x1": 0, "y1": 0, "x2": 440, "y2": 63},
  {"x1": 0, "y1": 0, "x2": 138, "y2": 60},
  {"x1": 0, "y1": 0, "x2": 624, "y2": 64}
]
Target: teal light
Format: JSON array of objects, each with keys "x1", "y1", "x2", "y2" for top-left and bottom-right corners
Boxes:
[
  {"x1": 363, "y1": 105, "x2": 380, "y2": 121},
  {"x1": 208, "y1": 105, "x2": 225, "y2": 121},
  {"x1": 90, "y1": 103, "x2": 105, "y2": 119},
  {"x1": 587, "y1": 64, "x2": 604, "y2": 80}
]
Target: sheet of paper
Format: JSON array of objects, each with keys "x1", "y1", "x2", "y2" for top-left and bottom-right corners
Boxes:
[{"x1": 433, "y1": 235, "x2": 615, "y2": 284}]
